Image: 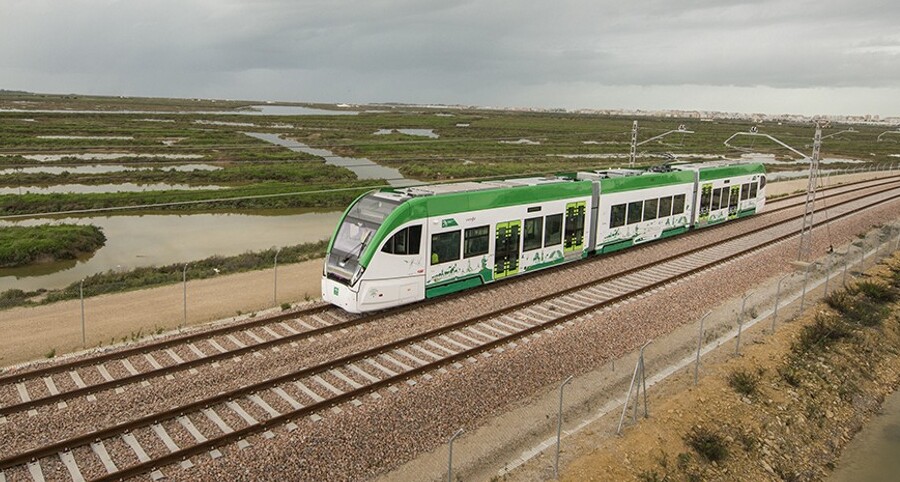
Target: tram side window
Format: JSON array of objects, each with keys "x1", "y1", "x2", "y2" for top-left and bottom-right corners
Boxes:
[
  {"x1": 749, "y1": 181, "x2": 758, "y2": 199},
  {"x1": 610, "y1": 204, "x2": 626, "y2": 228},
  {"x1": 523, "y1": 217, "x2": 543, "y2": 251},
  {"x1": 741, "y1": 183, "x2": 750, "y2": 201},
  {"x1": 711, "y1": 188, "x2": 722, "y2": 211},
  {"x1": 544, "y1": 214, "x2": 563, "y2": 246},
  {"x1": 626, "y1": 201, "x2": 643, "y2": 225},
  {"x1": 673, "y1": 194, "x2": 686, "y2": 214},
  {"x1": 381, "y1": 225, "x2": 422, "y2": 255},
  {"x1": 643, "y1": 198, "x2": 659, "y2": 221},
  {"x1": 431, "y1": 230, "x2": 461, "y2": 265},
  {"x1": 463, "y1": 226, "x2": 490, "y2": 258},
  {"x1": 658, "y1": 196, "x2": 673, "y2": 218},
  {"x1": 699, "y1": 188, "x2": 711, "y2": 214}
]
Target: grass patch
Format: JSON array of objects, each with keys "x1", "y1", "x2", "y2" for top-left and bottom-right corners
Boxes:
[
  {"x1": 793, "y1": 313, "x2": 853, "y2": 355},
  {"x1": 684, "y1": 426, "x2": 728, "y2": 463},
  {"x1": 727, "y1": 369, "x2": 760, "y2": 396},
  {"x1": 0, "y1": 224, "x2": 105, "y2": 267}
]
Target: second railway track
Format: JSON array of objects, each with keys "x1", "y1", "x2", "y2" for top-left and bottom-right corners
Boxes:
[{"x1": 1, "y1": 175, "x2": 899, "y2": 481}]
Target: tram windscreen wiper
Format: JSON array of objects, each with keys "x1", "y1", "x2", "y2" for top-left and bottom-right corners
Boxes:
[{"x1": 341, "y1": 231, "x2": 372, "y2": 265}]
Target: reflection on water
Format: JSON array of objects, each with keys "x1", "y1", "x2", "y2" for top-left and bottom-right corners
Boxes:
[
  {"x1": 20, "y1": 153, "x2": 204, "y2": 162},
  {"x1": 828, "y1": 388, "x2": 900, "y2": 482},
  {"x1": 243, "y1": 132, "x2": 419, "y2": 187},
  {"x1": 0, "y1": 105, "x2": 359, "y2": 116},
  {"x1": 373, "y1": 128, "x2": 439, "y2": 138},
  {"x1": 0, "y1": 164, "x2": 222, "y2": 175},
  {"x1": 0, "y1": 210, "x2": 342, "y2": 292},
  {"x1": 0, "y1": 183, "x2": 225, "y2": 195}
]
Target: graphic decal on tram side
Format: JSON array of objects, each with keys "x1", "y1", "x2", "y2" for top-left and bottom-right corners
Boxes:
[{"x1": 322, "y1": 163, "x2": 767, "y2": 313}]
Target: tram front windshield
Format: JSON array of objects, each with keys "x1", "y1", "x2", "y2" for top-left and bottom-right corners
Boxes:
[{"x1": 326, "y1": 193, "x2": 401, "y2": 282}]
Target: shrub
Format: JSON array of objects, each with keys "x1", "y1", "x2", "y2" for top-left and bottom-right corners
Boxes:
[
  {"x1": 281, "y1": 302, "x2": 291, "y2": 311},
  {"x1": 45, "y1": 348, "x2": 56, "y2": 358},
  {"x1": 793, "y1": 313, "x2": 852, "y2": 354},
  {"x1": 727, "y1": 369, "x2": 760, "y2": 396},
  {"x1": 684, "y1": 426, "x2": 728, "y2": 462},
  {"x1": 855, "y1": 281, "x2": 896, "y2": 303}
]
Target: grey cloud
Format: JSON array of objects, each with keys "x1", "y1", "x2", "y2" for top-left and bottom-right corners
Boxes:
[{"x1": 2, "y1": 1, "x2": 900, "y2": 114}]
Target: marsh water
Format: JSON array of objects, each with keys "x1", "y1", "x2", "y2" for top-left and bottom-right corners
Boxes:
[
  {"x1": 827, "y1": 388, "x2": 900, "y2": 482},
  {"x1": 0, "y1": 183, "x2": 225, "y2": 195},
  {"x1": 0, "y1": 210, "x2": 341, "y2": 292},
  {"x1": 243, "y1": 132, "x2": 419, "y2": 187}
]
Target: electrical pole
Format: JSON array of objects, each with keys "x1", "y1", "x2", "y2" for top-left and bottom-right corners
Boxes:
[
  {"x1": 629, "y1": 120, "x2": 638, "y2": 167},
  {"x1": 798, "y1": 122, "x2": 823, "y2": 262}
]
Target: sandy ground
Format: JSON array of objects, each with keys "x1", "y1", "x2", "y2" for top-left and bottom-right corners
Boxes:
[
  {"x1": 0, "y1": 259, "x2": 324, "y2": 367},
  {"x1": 0, "y1": 170, "x2": 894, "y2": 369}
]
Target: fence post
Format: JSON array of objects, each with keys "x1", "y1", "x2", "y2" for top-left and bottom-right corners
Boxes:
[
  {"x1": 447, "y1": 428, "x2": 463, "y2": 482},
  {"x1": 182, "y1": 264, "x2": 189, "y2": 329},
  {"x1": 555, "y1": 375, "x2": 574, "y2": 479},
  {"x1": 800, "y1": 263, "x2": 812, "y2": 312},
  {"x1": 617, "y1": 340, "x2": 651, "y2": 434},
  {"x1": 80, "y1": 279, "x2": 86, "y2": 346},
  {"x1": 735, "y1": 291, "x2": 754, "y2": 355},
  {"x1": 694, "y1": 311, "x2": 711, "y2": 385},
  {"x1": 772, "y1": 274, "x2": 790, "y2": 332}
]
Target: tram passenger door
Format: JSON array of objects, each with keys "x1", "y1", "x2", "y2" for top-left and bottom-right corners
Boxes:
[
  {"x1": 564, "y1": 202, "x2": 586, "y2": 253},
  {"x1": 494, "y1": 221, "x2": 521, "y2": 279}
]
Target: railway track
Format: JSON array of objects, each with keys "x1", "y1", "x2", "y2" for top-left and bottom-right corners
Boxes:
[
  {"x1": 2, "y1": 175, "x2": 898, "y2": 421},
  {"x1": 2, "y1": 177, "x2": 899, "y2": 481}
]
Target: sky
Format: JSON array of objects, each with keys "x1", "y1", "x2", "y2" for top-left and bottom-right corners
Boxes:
[{"x1": 2, "y1": 0, "x2": 900, "y2": 116}]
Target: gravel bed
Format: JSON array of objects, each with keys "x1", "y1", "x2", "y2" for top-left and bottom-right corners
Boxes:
[
  {"x1": 179, "y1": 198, "x2": 900, "y2": 481},
  {"x1": 2, "y1": 189, "x2": 895, "y2": 477},
  {"x1": 72, "y1": 444, "x2": 106, "y2": 481}
]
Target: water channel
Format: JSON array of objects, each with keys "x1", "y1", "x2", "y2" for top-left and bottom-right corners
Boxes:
[
  {"x1": 0, "y1": 105, "x2": 360, "y2": 116},
  {"x1": 0, "y1": 183, "x2": 225, "y2": 195},
  {"x1": 828, "y1": 388, "x2": 900, "y2": 482},
  {"x1": 243, "y1": 132, "x2": 419, "y2": 187},
  {"x1": 0, "y1": 210, "x2": 341, "y2": 292}
]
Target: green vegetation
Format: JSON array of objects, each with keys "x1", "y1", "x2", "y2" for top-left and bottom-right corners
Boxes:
[
  {"x1": 0, "y1": 240, "x2": 328, "y2": 310},
  {"x1": 0, "y1": 224, "x2": 105, "y2": 267},
  {"x1": 684, "y1": 426, "x2": 729, "y2": 462},
  {"x1": 726, "y1": 368, "x2": 760, "y2": 396},
  {"x1": 2, "y1": 92, "x2": 898, "y2": 218}
]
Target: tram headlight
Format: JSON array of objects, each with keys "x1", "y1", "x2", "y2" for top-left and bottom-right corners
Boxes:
[{"x1": 349, "y1": 266, "x2": 365, "y2": 287}]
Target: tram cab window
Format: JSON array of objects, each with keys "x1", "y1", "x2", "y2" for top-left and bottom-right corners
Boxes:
[
  {"x1": 643, "y1": 198, "x2": 659, "y2": 221},
  {"x1": 759, "y1": 176, "x2": 767, "y2": 189},
  {"x1": 523, "y1": 217, "x2": 543, "y2": 251},
  {"x1": 463, "y1": 226, "x2": 490, "y2": 258},
  {"x1": 610, "y1": 204, "x2": 626, "y2": 228},
  {"x1": 749, "y1": 181, "x2": 758, "y2": 199},
  {"x1": 658, "y1": 196, "x2": 673, "y2": 218},
  {"x1": 626, "y1": 201, "x2": 643, "y2": 225},
  {"x1": 673, "y1": 194, "x2": 686, "y2": 214},
  {"x1": 544, "y1": 214, "x2": 563, "y2": 246},
  {"x1": 741, "y1": 183, "x2": 751, "y2": 201},
  {"x1": 431, "y1": 231, "x2": 461, "y2": 265},
  {"x1": 381, "y1": 225, "x2": 422, "y2": 255}
]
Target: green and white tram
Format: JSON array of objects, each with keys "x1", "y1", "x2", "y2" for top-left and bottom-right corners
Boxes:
[{"x1": 323, "y1": 163, "x2": 766, "y2": 313}]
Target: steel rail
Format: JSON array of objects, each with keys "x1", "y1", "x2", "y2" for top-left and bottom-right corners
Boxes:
[
  {"x1": 3, "y1": 185, "x2": 898, "y2": 476},
  {"x1": 3, "y1": 176, "x2": 900, "y2": 416},
  {"x1": 90, "y1": 188, "x2": 900, "y2": 482}
]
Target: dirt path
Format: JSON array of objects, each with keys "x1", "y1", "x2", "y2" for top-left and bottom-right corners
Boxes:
[{"x1": 0, "y1": 259, "x2": 324, "y2": 367}]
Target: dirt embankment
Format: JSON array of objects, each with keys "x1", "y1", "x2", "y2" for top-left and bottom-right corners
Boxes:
[{"x1": 562, "y1": 255, "x2": 900, "y2": 481}]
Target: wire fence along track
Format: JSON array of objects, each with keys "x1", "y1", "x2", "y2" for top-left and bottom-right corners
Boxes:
[
  {"x1": 2, "y1": 185, "x2": 899, "y2": 481},
  {"x1": 2, "y1": 177, "x2": 899, "y2": 419}
]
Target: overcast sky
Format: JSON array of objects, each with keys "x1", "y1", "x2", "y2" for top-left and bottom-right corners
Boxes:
[{"x1": 2, "y1": 0, "x2": 900, "y2": 116}]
